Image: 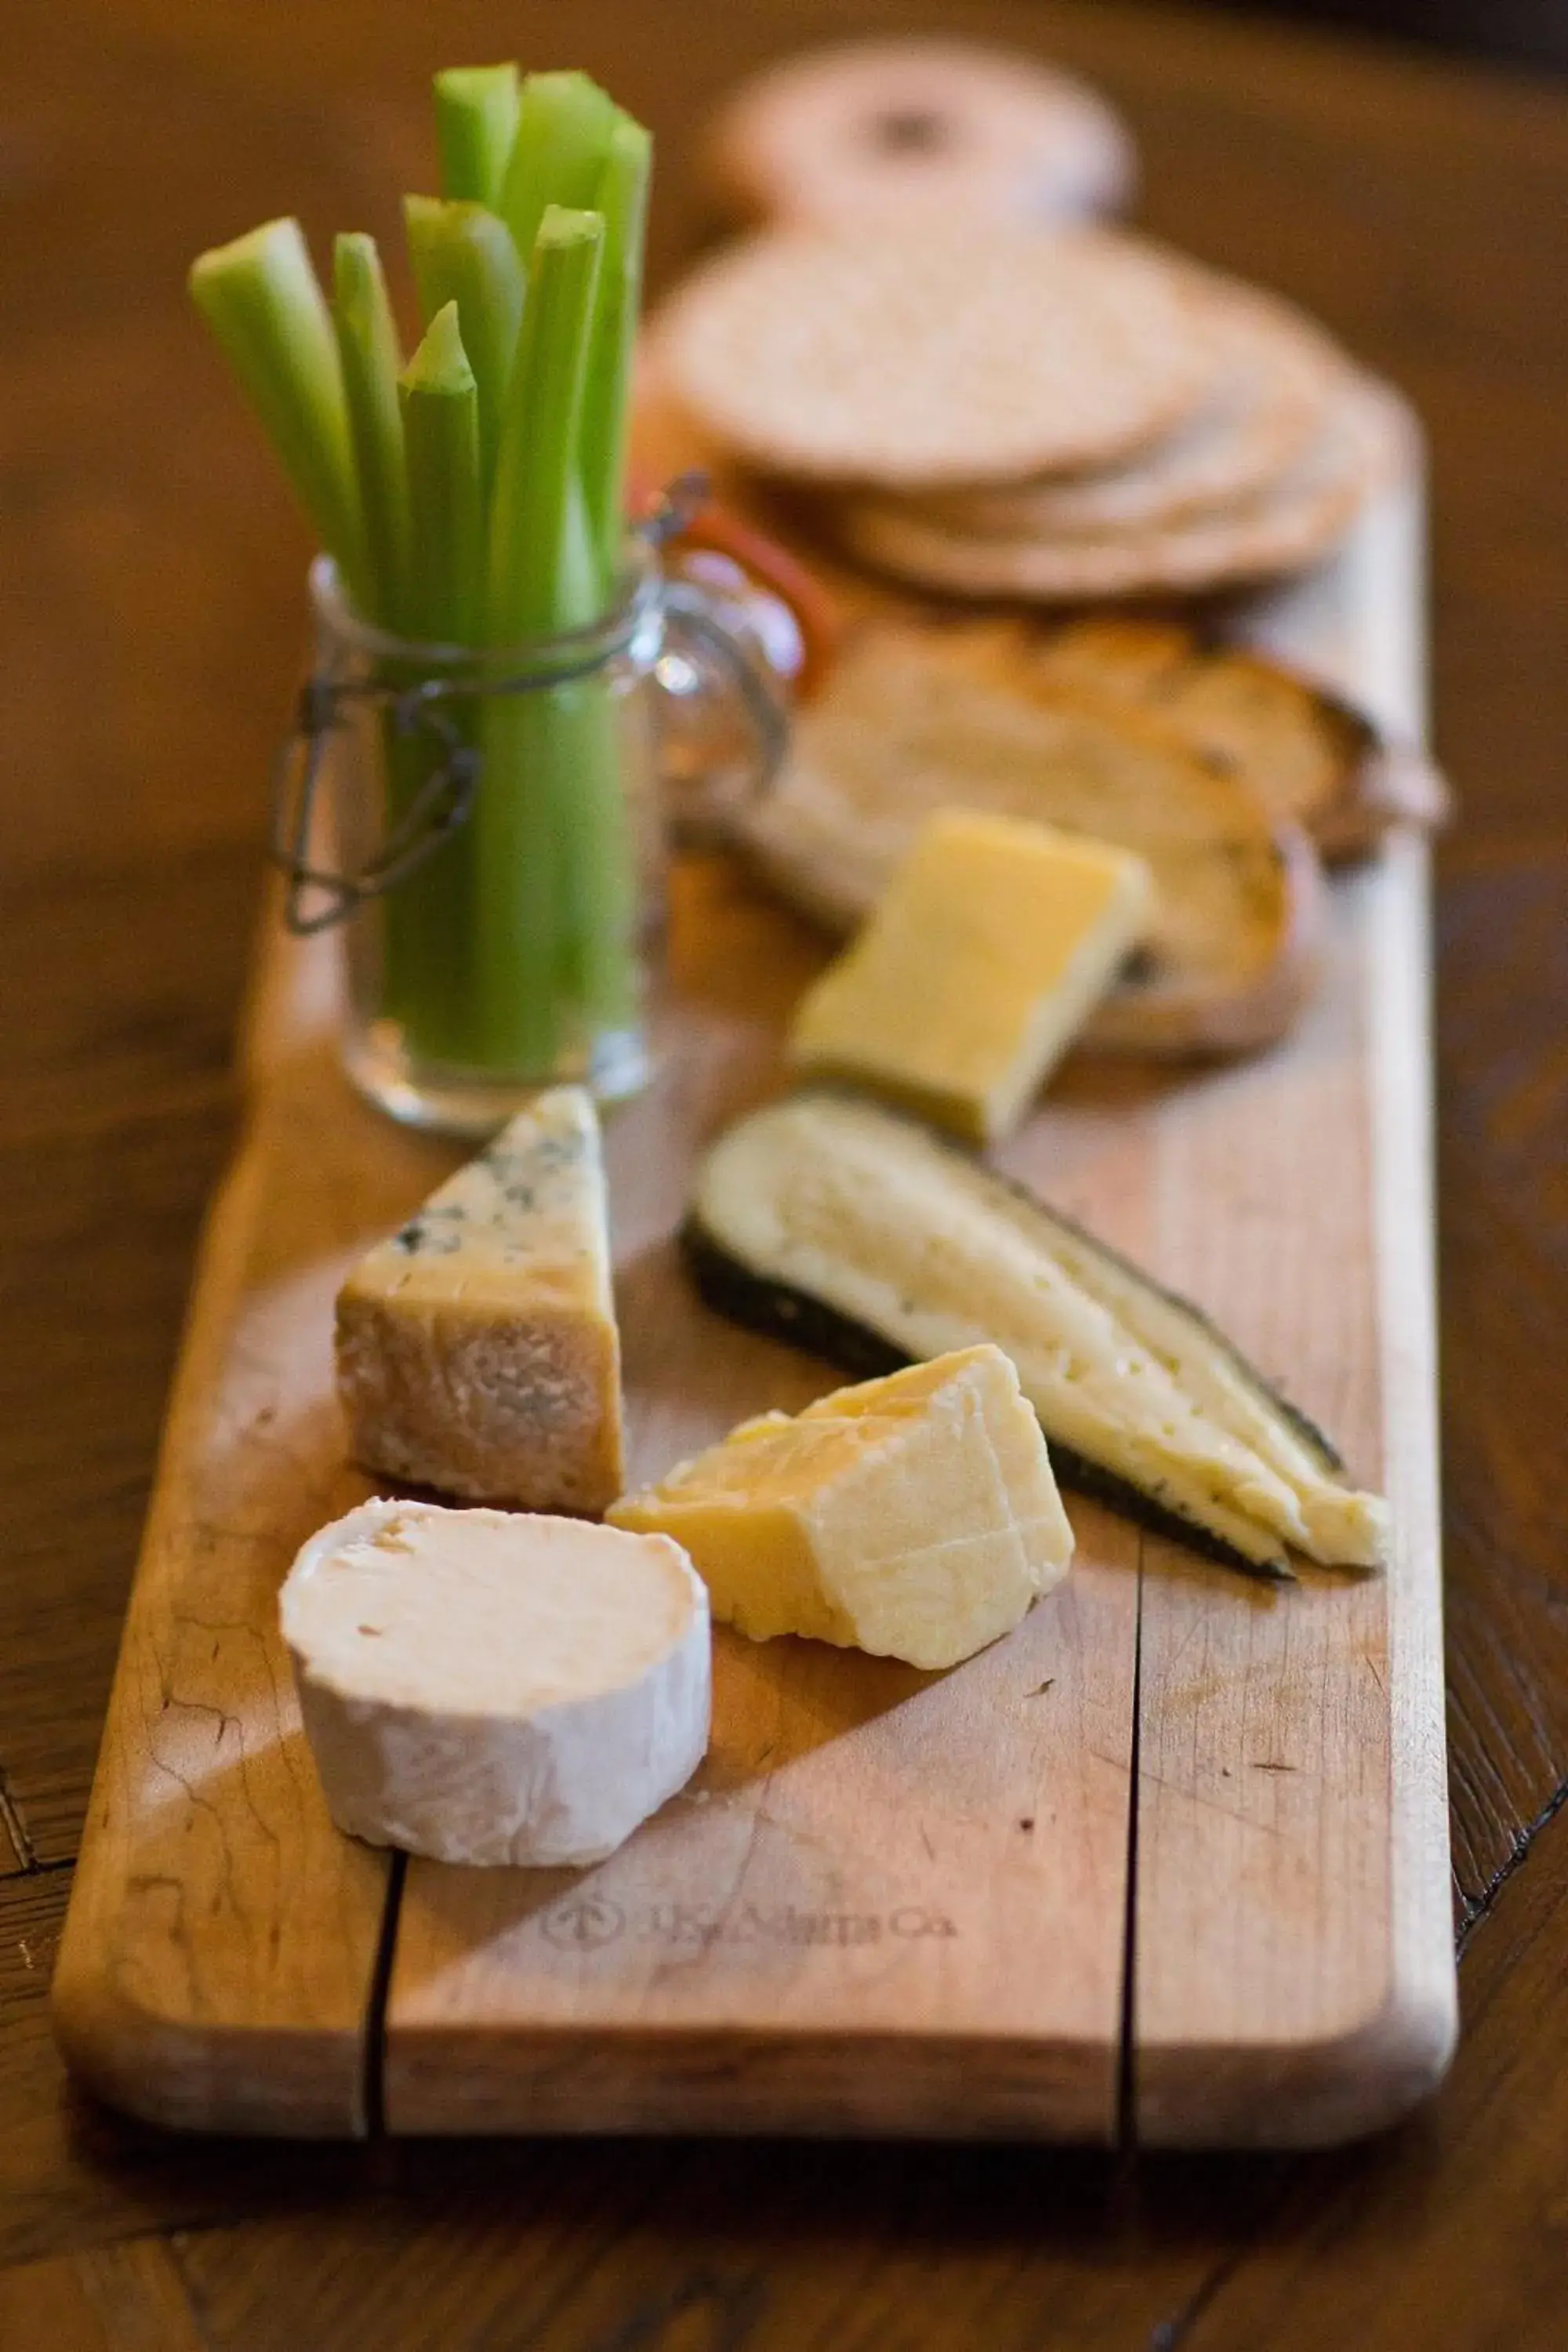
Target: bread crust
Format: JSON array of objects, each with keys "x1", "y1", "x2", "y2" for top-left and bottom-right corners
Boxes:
[
  {"x1": 1022, "y1": 616, "x2": 1450, "y2": 860},
  {"x1": 736, "y1": 618, "x2": 1325, "y2": 1057}
]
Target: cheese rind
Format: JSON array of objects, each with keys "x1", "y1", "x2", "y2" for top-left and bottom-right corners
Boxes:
[
  {"x1": 281, "y1": 1500, "x2": 710, "y2": 1867},
  {"x1": 609, "y1": 1345, "x2": 1073, "y2": 1671},
  {"x1": 788, "y1": 809, "x2": 1152, "y2": 1142},
  {"x1": 336, "y1": 1087, "x2": 623, "y2": 1512}
]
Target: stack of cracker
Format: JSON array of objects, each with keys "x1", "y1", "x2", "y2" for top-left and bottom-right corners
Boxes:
[{"x1": 651, "y1": 222, "x2": 1417, "y2": 603}]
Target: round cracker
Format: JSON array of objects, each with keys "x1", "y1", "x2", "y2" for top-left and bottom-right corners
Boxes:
[
  {"x1": 909, "y1": 279, "x2": 1341, "y2": 539},
  {"x1": 652, "y1": 223, "x2": 1218, "y2": 490},
  {"x1": 838, "y1": 375, "x2": 1415, "y2": 598},
  {"x1": 703, "y1": 39, "x2": 1135, "y2": 234}
]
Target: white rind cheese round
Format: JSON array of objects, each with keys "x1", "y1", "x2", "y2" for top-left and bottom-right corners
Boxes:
[{"x1": 280, "y1": 1500, "x2": 711, "y2": 1867}]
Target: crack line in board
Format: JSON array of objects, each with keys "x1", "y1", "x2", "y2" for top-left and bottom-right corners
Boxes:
[{"x1": 361, "y1": 1849, "x2": 406, "y2": 2136}]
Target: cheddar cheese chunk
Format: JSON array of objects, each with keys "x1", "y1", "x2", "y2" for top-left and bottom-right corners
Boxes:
[{"x1": 609, "y1": 1344, "x2": 1073, "y2": 1670}]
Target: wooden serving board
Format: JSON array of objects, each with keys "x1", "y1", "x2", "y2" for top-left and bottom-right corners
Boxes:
[{"x1": 53, "y1": 478, "x2": 1454, "y2": 2147}]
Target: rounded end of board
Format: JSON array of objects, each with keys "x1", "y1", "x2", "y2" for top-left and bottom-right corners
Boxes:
[
  {"x1": 50, "y1": 1942, "x2": 368, "y2": 2140},
  {"x1": 1135, "y1": 1962, "x2": 1459, "y2": 2149},
  {"x1": 51, "y1": 1946, "x2": 201, "y2": 2132}
]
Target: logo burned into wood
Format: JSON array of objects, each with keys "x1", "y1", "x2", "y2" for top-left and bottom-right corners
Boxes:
[{"x1": 539, "y1": 1897, "x2": 957, "y2": 1951}]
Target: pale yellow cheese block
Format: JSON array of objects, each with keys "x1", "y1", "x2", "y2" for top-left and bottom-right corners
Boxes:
[
  {"x1": 788, "y1": 811, "x2": 1152, "y2": 1142},
  {"x1": 336, "y1": 1087, "x2": 624, "y2": 1514},
  {"x1": 609, "y1": 1344, "x2": 1073, "y2": 1671}
]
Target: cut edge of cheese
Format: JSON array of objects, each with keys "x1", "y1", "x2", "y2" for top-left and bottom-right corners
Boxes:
[
  {"x1": 335, "y1": 1085, "x2": 625, "y2": 1515},
  {"x1": 281, "y1": 1498, "x2": 711, "y2": 1868}
]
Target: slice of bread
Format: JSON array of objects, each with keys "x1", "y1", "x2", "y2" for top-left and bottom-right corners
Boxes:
[
  {"x1": 737, "y1": 619, "x2": 1323, "y2": 1057},
  {"x1": 1022, "y1": 616, "x2": 1449, "y2": 858}
]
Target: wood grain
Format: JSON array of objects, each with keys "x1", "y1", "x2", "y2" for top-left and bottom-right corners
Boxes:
[
  {"x1": 5, "y1": 0, "x2": 1565, "y2": 1953},
  {"x1": 45, "y1": 939, "x2": 452, "y2": 2133},
  {"x1": 0, "y1": 1098, "x2": 240, "y2": 1868},
  {"x1": 5, "y1": 0, "x2": 1568, "y2": 2334},
  {"x1": 1130, "y1": 492, "x2": 1454, "y2": 2142},
  {"x1": 378, "y1": 867, "x2": 1136, "y2": 2142},
  {"x1": 88, "y1": 1736, "x2": 1568, "y2": 2352},
  {"x1": 1436, "y1": 827, "x2": 1568, "y2": 1915},
  {"x1": 0, "y1": 1871, "x2": 375, "y2": 2274},
  {"x1": 1177, "y1": 1791, "x2": 1568, "y2": 2350},
  {"x1": 1129, "y1": 866, "x2": 1420, "y2": 2143},
  {"x1": 378, "y1": 508, "x2": 1444, "y2": 2144},
  {"x1": 0, "y1": 2236, "x2": 209, "y2": 2352},
  {"x1": 165, "y1": 2129, "x2": 1285, "y2": 2352},
  {"x1": 190, "y1": 861, "x2": 1140, "y2": 2147}
]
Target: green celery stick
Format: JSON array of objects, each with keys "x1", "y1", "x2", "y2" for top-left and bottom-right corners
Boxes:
[
  {"x1": 517, "y1": 215, "x2": 636, "y2": 1035},
  {"x1": 434, "y1": 62, "x2": 521, "y2": 208},
  {"x1": 489, "y1": 205, "x2": 605, "y2": 636},
  {"x1": 332, "y1": 233, "x2": 412, "y2": 629},
  {"x1": 401, "y1": 302, "x2": 483, "y2": 644},
  {"x1": 498, "y1": 72, "x2": 617, "y2": 268},
  {"x1": 189, "y1": 217, "x2": 368, "y2": 601},
  {"x1": 383, "y1": 303, "x2": 485, "y2": 1060},
  {"x1": 404, "y1": 196, "x2": 525, "y2": 499},
  {"x1": 580, "y1": 110, "x2": 652, "y2": 592},
  {"x1": 551, "y1": 470, "x2": 640, "y2": 1029},
  {"x1": 476, "y1": 207, "x2": 608, "y2": 1072}
]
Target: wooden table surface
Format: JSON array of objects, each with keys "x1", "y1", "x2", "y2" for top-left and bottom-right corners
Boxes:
[{"x1": 2, "y1": 1, "x2": 1566, "y2": 2343}]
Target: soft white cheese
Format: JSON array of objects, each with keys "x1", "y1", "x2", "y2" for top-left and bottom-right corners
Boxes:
[{"x1": 281, "y1": 1500, "x2": 710, "y2": 1867}]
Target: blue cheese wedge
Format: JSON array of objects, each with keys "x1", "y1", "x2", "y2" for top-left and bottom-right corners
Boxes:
[
  {"x1": 336, "y1": 1087, "x2": 623, "y2": 1513},
  {"x1": 609, "y1": 1344, "x2": 1073, "y2": 1670},
  {"x1": 281, "y1": 1501, "x2": 710, "y2": 1867}
]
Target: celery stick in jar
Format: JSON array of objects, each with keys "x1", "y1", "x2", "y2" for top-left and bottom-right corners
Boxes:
[
  {"x1": 476, "y1": 205, "x2": 610, "y2": 1072},
  {"x1": 332, "y1": 233, "x2": 412, "y2": 632},
  {"x1": 499, "y1": 72, "x2": 617, "y2": 272},
  {"x1": 189, "y1": 218, "x2": 369, "y2": 607},
  {"x1": 580, "y1": 111, "x2": 652, "y2": 591},
  {"x1": 404, "y1": 197, "x2": 525, "y2": 503},
  {"x1": 434, "y1": 62, "x2": 521, "y2": 209},
  {"x1": 401, "y1": 302, "x2": 484, "y2": 646}
]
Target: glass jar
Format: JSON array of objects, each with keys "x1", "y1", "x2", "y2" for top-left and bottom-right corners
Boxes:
[{"x1": 273, "y1": 531, "x2": 792, "y2": 1135}]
